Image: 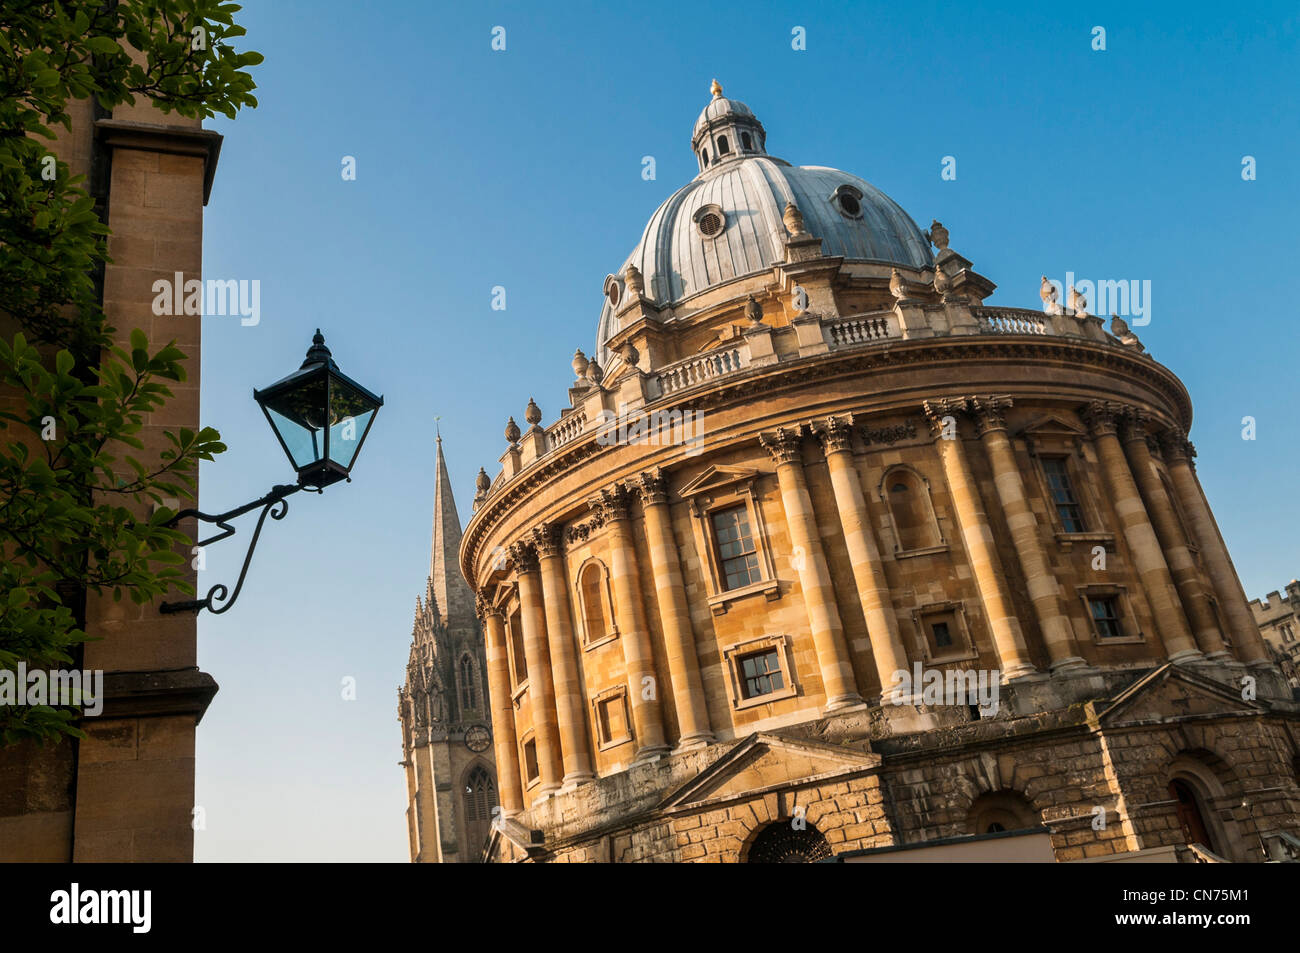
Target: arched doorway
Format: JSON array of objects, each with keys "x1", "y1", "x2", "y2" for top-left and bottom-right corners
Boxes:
[
  {"x1": 966, "y1": 790, "x2": 1040, "y2": 835},
  {"x1": 745, "y1": 821, "x2": 833, "y2": 863},
  {"x1": 1168, "y1": 778, "x2": 1216, "y2": 852}
]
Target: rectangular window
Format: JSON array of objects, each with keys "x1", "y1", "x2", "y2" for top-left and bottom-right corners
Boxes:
[
  {"x1": 509, "y1": 610, "x2": 528, "y2": 685},
  {"x1": 522, "y1": 738, "x2": 539, "y2": 784},
  {"x1": 711, "y1": 505, "x2": 762, "y2": 591},
  {"x1": 1042, "y1": 457, "x2": 1086, "y2": 532},
  {"x1": 738, "y1": 648, "x2": 785, "y2": 699},
  {"x1": 1088, "y1": 596, "x2": 1123, "y2": 639},
  {"x1": 932, "y1": 621, "x2": 953, "y2": 648},
  {"x1": 594, "y1": 691, "x2": 630, "y2": 748}
]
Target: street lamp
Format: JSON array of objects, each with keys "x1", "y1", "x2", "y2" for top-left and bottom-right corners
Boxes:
[{"x1": 159, "y1": 329, "x2": 383, "y2": 615}]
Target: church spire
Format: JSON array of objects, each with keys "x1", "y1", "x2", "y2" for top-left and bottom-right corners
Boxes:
[{"x1": 429, "y1": 433, "x2": 476, "y2": 630}]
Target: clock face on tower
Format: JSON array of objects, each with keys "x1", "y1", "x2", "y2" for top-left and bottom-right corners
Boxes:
[{"x1": 464, "y1": 724, "x2": 492, "y2": 753}]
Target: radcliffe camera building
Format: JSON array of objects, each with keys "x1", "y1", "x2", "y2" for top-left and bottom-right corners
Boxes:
[{"x1": 418, "y1": 84, "x2": 1300, "y2": 863}]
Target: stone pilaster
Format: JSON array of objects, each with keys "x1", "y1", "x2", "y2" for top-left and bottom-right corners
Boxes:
[
  {"x1": 1119, "y1": 415, "x2": 1224, "y2": 658},
  {"x1": 1080, "y1": 403, "x2": 1199, "y2": 661},
  {"x1": 588, "y1": 486, "x2": 670, "y2": 760},
  {"x1": 923, "y1": 399, "x2": 1037, "y2": 679},
  {"x1": 531, "y1": 523, "x2": 595, "y2": 787},
  {"x1": 969, "y1": 396, "x2": 1086, "y2": 671},
  {"x1": 510, "y1": 542, "x2": 564, "y2": 794},
  {"x1": 634, "y1": 470, "x2": 714, "y2": 750},
  {"x1": 759, "y1": 426, "x2": 864, "y2": 710},
  {"x1": 1160, "y1": 430, "x2": 1270, "y2": 665},
  {"x1": 812, "y1": 416, "x2": 911, "y2": 699},
  {"x1": 479, "y1": 599, "x2": 523, "y2": 815}
]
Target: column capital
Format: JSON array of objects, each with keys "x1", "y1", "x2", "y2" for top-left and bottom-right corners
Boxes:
[
  {"x1": 812, "y1": 414, "x2": 856, "y2": 455},
  {"x1": 1158, "y1": 427, "x2": 1197, "y2": 466},
  {"x1": 1117, "y1": 406, "x2": 1152, "y2": 445},
  {"x1": 531, "y1": 522, "x2": 565, "y2": 560},
  {"x1": 509, "y1": 540, "x2": 540, "y2": 574},
  {"x1": 474, "y1": 594, "x2": 504, "y2": 622},
  {"x1": 1080, "y1": 400, "x2": 1126, "y2": 438},
  {"x1": 633, "y1": 468, "x2": 670, "y2": 506},
  {"x1": 922, "y1": 396, "x2": 972, "y2": 438},
  {"x1": 588, "y1": 484, "x2": 635, "y2": 523},
  {"x1": 970, "y1": 395, "x2": 1013, "y2": 436},
  {"x1": 759, "y1": 424, "x2": 806, "y2": 465}
]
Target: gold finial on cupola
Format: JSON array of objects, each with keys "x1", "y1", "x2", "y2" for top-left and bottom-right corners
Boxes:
[{"x1": 711, "y1": 78, "x2": 723, "y2": 98}]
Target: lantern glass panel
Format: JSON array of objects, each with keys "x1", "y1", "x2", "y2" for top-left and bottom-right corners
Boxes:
[
  {"x1": 262, "y1": 374, "x2": 328, "y2": 470},
  {"x1": 327, "y1": 375, "x2": 378, "y2": 469}
]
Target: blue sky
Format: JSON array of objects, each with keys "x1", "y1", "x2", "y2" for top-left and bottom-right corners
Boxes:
[{"x1": 193, "y1": 1, "x2": 1299, "y2": 860}]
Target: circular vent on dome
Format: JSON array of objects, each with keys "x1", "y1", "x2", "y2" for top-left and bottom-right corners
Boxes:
[{"x1": 694, "y1": 204, "x2": 726, "y2": 239}]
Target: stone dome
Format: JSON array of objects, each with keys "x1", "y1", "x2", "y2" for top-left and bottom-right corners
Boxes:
[{"x1": 597, "y1": 84, "x2": 933, "y2": 363}]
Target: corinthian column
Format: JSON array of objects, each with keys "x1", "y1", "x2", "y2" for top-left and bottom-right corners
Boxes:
[
  {"x1": 812, "y1": 416, "x2": 910, "y2": 698},
  {"x1": 531, "y1": 523, "x2": 595, "y2": 786},
  {"x1": 759, "y1": 425, "x2": 864, "y2": 710},
  {"x1": 1160, "y1": 429, "x2": 1270, "y2": 665},
  {"x1": 1081, "y1": 402, "x2": 1199, "y2": 661},
  {"x1": 634, "y1": 470, "x2": 713, "y2": 749},
  {"x1": 510, "y1": 542, "x2": 564, "y2": 794},
  {"x1": 589, "y1": 486, "x2": 669, "y2": 760},
  {"x1": 922, "y1": 399, "x2": 1037, "y2": 679},
  {"x1": 1118, "y1": 414, "x2": 1225, "y2": 658},
  {"x1": 478, "y1": 598, "x2": 523, "y2": 815},
  {"x1": 969, "y1": 396, "x2": 1085, "y2": 671}
]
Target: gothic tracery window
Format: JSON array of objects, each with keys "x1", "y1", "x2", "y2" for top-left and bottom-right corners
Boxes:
[
  {"x1": 463, "y1": 765, "x2": 496, "y2": 855},
  {"x1": 459, "y1": 654, "x2": 477, "y2": 710}
]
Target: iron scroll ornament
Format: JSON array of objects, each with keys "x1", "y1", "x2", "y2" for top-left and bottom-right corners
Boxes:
[{"x1": 158, "y1": 483, "x2": 321, "y2": 615}]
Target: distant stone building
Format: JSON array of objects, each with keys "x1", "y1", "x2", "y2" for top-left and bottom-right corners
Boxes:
[
  {"x1": 461, "y1": 83, "x2": 1300, "y2": 864},
  {"x1": 399, "y1": 437, "x2": 496, "y2": 862},
  {"x1": 1250, "y1": 581, "x2": 1300, "y2": 689}
]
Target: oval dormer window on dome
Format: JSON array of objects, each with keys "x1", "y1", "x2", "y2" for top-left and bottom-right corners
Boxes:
[
  {"x1": 604, "y1": 274, "x2": 623, "y2": 308},
  {"x1": 831, "y1": 183, "x2": 865, "y2": 219},
  {"x1": 694, "y1": 203, "x2": 726, "y2": 238}
]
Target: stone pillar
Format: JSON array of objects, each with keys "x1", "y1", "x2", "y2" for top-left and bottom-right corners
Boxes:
[
  {"x1": 532, "y1": 523, "x2": 595, "y2": 786},
  {"x1": 1119, "y1": 415, "x2": 1227, "y2": 658},
  {"x1": 812, "y1": 416, "x2": 911, "y2": 698},
  {"x1": 969, "y1": 397, "x2": 1086, "y2": 671},
  {"x1": 759, "y1": 426, "x2": 864, "y2": 710},
  {"x1": 1080, "y1": 402, "x2": 1200, "y2": 661},
  {"x1": 589, "y1": 486, "x2": 670, "y2": 760},
  {"x1": 634, "y1": 471, "x2": 714, "y2": 749},
  {"x1": 1160, "y1": 430, "x2": 1270, "y2": 664},
  {"x1": 510, "y1": 543, "x2": 564, "y2": 794},
  {"x1": 479, "y1": 600, "x2": 523, "y2": 816},
  {"x1": 922, "y1": 400, "x2": 1037, "y2": 679}
]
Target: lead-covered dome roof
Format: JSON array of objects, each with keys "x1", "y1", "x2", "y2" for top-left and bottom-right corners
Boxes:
[{"x1": 596, "y1": 84, "x2": 933, "y2": 363}]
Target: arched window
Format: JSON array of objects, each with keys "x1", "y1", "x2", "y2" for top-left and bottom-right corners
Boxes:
[
  {"x1": 967, "y1": 790, "x2": 1040, "y2": 835},
  {"x1": 884, "y1": 468, "x2": 941, "y2": 552},
  {"x1": 463, "y1": 765, "x2": 496, "y2": 856},
  {"x1": 508, "y1": 608, "x2": 527, "y2": 684},
  {"x1": 700, "y1": 148, "x2": 708, "y2": 167},
  {"x1": 741, "y1": 132, "x2": 753, "y2": 151},
  {"x1": 459, "y1": 654, "x2": 476, "y2": 710},
  {"x1": 746, "y1": 821, "x2": 832, "y2": 863},
  {"x1": 717, "y1": 135, "x2": 730, "y2": 156},
  {"x1": 578, "y1": 561, "x2": 613, "y2": 645}
]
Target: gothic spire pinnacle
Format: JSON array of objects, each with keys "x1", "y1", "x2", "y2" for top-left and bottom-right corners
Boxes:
[{"x1": 429, "y1": 434, "x2": 475, "y2": 631}]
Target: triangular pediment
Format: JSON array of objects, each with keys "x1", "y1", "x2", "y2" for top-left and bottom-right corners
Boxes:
[
  {"x1": 659, "y1": 732, "x2": 880, "y2": 811},
  {"x1": 1016, "y1": 413, "x2": 1087, "y2": 440},
  {"x1": 676, "y1": 464, "x2": 764, "y2": 499},
  {"x1": 1095, "y1": 664, "x2": 1267, "y2": 727}
]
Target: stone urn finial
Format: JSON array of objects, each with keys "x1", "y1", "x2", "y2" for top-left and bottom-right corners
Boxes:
[
  {"x1": 572, "y1": 348, "x2": 589, "y2": 380},
  {"x1": 524, "y1": 397, "x2": 542, "y2": 427},
  {"x1": 744, "y1": 294, "x2": 764, "y2": 326},
  {"x1": 504, "y1": 416, "x2": 521, "y2": 445},
  {"x1": 1040, "y1": 276, "x2": 1062, "y2": 315},
  {"x1": 889, "y1": 268, "x2": 907, "y2": 301},
  {"x1": 586, "y1": 359, "x2": 603, "y2": 385},
  {"x1": 619, "y1": 340, "x2": 640, "y2": 367},
  {"x1": 475, "y1": 467, "x2": 491, "y2": 493},
  {"x1": 932, "y1": 264, "x2": 951, "y2": 298},
  {"x1": 1111, "y1": 314, "x2": 1145, "y2": 352},
  {"x1": 783, "y1": 201, "x2": 807, "y2": 238},
  {"x1": 928, "y1": 220, "x2": 949, "y2": 251},
  {"x1": 1069, "y1": 286, "x2": 1089, "y2": 317},
  {"x1": 623, "y1": 262, "x2": 644, "y2": 296}
]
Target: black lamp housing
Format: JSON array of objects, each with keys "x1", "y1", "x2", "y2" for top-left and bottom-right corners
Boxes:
[{"x1": 253, "y1": 329, "x2": 384, "y2": 489}]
